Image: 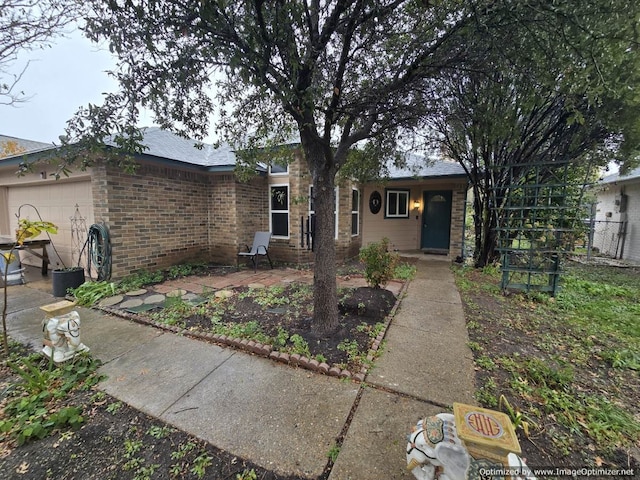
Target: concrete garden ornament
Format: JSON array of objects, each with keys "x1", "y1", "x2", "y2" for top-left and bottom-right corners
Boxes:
[
  {"x1": 42, "y1": 311, "x2": 90, "y2": 363},
  {"x1": 406, "y1": 404, "x2": 536, "y2": 480}
]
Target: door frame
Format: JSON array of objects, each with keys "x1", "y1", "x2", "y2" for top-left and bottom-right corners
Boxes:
[{"x1": 420, "y1": 190, "x2": 452, "y2": 253}]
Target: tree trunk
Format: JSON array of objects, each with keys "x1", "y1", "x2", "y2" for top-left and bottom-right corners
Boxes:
[
  {"x1": 303, "y1": 140, "x2": 339, "y2": 333},
  {"x1": 473, "y1": 185, "x2": 499, "y2": 267}
]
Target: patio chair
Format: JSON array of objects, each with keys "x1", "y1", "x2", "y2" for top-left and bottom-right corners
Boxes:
[
  {"x1": 0, "y1": 250, "x2": 25, "y2": 286},
  {"x1": 237, "y1": 232, "x2": 273, "y2": 272}
]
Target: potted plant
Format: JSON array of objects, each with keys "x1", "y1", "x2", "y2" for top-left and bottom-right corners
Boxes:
[
  {"x1": 51, "y1": 267, "x2": 86, "y2": 297},
  {"x1": 16, "y1": 216, "x2": 84, "y2": 297}
]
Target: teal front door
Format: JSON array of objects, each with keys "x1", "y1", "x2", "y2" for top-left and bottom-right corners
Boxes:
[{"x1": 421, "y1": 191, "x2": 452, "y2": 251}]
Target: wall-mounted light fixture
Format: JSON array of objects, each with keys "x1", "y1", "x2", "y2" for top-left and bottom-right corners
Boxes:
[
  {"x1": 413, "y1": 199, "x2": 420, "y2": 210},
  {"x1": 40, "y1": 171, "x2": 47, "y2": 179}
]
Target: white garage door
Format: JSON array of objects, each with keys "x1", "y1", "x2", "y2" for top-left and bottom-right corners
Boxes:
[{"x1": 7, "y1": 180, "x2": 94, "y2": 269}]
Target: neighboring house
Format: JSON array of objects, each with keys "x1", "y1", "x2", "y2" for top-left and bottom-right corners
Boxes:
[
  {"x1": 592, "y1": 166, "x2": 640, "y2": 262},
  {"x1": 0, "y1": 129, "x2": 468, "y2": 278}
]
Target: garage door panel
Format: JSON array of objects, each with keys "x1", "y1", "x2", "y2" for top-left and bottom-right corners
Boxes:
[{"x1": 7, "y1": 181, "x2": 94, "y2": 269}]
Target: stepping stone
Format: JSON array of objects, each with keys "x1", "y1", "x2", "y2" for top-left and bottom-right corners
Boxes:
[
  {"x1": 214, "y1": 290, "x2": 234, "y2": 299},
  {"x1": 126, "y1": 289, "x2": 147, "y2": 296},
  {"x1": 126, "y1": 303, "x2": 160, "y2": 313},
  {"x1": 182, "y1": 293, "x2": 199, "y2": 301},
  {"x1": 120, "y1": 298, "x2": 144, "y2": 309},
  {"x1": 266, "y1": 307, "x2": 287, "y2": 314},
  {"x1": 144, "y1": 294, "x2": 166, "y2": 305},
  {"x1": 99, "y1": 295, "x2": 124, "y2": 307},
  {"x1": 188, "y1": 297, "x2": 207, "y2": 306},
  {"x1": 167, "y1": 289, "x2": 187, "y2": 298},
  {"x1": 247, "y1": 283, "x2": 265, "y2": 289}
]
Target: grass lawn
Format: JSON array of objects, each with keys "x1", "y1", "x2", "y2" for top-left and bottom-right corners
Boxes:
[{"x1": 454, "y1": 259, "x2": 640, "y2": 473}]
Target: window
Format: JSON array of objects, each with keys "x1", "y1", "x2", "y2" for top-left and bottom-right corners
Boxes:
[
  {"x1": 385, "y1": 189, "x2": 410, "y2": 218},
  {"x1": 309, "y1": 186, "x2": 338, "y2": 239},
  {"x1": 269, "y1": 162, "x2": 288, "y2": 175},
  {"x1": 351, "y1": 188, "x2": 360, "y2": 236},
  {"x1": 270, "y1": 185, "x2": 289, "y2": 237}
]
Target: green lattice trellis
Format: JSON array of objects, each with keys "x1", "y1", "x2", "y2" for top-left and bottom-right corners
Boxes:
[{"x1": 491, "y1": 159, "x2": 588, "y2": 296}]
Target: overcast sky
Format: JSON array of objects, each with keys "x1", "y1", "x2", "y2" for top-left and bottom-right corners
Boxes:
[{"x1": 1, "y1": 28, "x2": 156, "y2": 145}]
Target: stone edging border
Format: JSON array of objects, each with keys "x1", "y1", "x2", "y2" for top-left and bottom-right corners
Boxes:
[{"x1": 96, "y1": 279, "x2": 411, "y2": 382}]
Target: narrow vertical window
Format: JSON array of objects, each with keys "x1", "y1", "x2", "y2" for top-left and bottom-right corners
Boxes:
[
  {"x1": 270, "y1": 185, "x2": 289, "y2": 237},
  {"x1": 351, "y1": 188, "x2": 359, "y2": 236}
]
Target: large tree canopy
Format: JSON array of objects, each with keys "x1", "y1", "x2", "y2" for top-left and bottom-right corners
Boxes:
[
  {"x1": 423, "y1": 0, "x2": 640, "y2": 266},
  {"x1": 67, "y1": 0, "x2": 481, "y2": 332},
  {"x1": 64, "y1": 0, "x2": 640, "y2": 328}
]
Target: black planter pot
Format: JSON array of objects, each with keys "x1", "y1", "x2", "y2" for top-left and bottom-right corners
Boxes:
[{"x1": 52, "y1": 268, "x2": 85, "y2": 297}]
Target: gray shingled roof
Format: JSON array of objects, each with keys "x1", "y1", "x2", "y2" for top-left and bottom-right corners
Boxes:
[
  {"x1": 2, "y1": 128, "x2": 467, "y2": 180},
  {"x1": 133, "y1": 127, "x2": 237, "y2": 167},
  {"x1": 600, "y1": 165, "x2": 640, "y2": 185},
  {"x1": 385, "y1": 154, "x2": 466, "y2": 179},
  {"x1": 0, "y1": 134, "x2": 54, "y2": 156}
]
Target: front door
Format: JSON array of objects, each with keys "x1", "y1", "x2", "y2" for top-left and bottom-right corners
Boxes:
[{"x1": 421, "y1": 190, "x2": 452, "y2": 251}]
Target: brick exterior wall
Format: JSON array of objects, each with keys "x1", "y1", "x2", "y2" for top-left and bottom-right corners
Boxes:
[
  {"x1": 449, "y1": 186, "x2": 468, "y2": 259},
  {"x1": 91, "y1": 162, "x2": 211, "y2": 278},
  {"x1": 267, "y1": 154, "x2": 362, "y2": 265},
  {"x1": 92, "y1": 162, "x2": 274, "y2": 277},
  {"x1": 91, "y1": 155, "x2": 463, "y2": 279}
]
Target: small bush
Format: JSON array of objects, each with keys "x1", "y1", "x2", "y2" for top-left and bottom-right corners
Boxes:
[{"x1": 359, "y1": 238, "x2": 398, "y2": 288}]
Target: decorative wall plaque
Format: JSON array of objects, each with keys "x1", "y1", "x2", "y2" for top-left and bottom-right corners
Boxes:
[{"x1": 369, "y1": 191, "x2": 382, "y2": 214}]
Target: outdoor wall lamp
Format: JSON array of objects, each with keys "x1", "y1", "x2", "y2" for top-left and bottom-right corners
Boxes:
[{"x1": 413, "y1": 199, "x2": 421, "y2": 210}]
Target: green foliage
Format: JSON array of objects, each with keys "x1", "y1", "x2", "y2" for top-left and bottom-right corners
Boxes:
[
  {"x1": 1, "y1": 353, "x2": 102, "y2": 445},
  {"x1": 457, "y1": 260, "x2": 640, "y2": 458},
  {"x1": 170, "y1": 442, "x2": 215, "y2": 478},
  {"x1": 600, "y1": 349, "x2": 640, "y2": 371},
  {"x1": 190, "y1": 453, "x2": 213, "y2": 479},
  {"x1": 146, "y1": 425, "x2": 173, "y2": 438},
  {"x1": 166, "y1": 262, "x2": 208, "y2": 280},
  {"x1": 236, "y1": 469, "x2": 258, "y2": 480},
  {"x1": 288, "y1": 334, "x2": 311, "y2": 357},
  {"x1": 359, "y1": 239, "x2": 399, "y2": 288},
  {"x1": 238, "y1": 285, "x2": 288, "y2": 308},
  {"x1": 475, "y1": 355, "x2": 496, "y2": 371},
  {"x1": 118, "y1": 269, "x2": 165, "y2": 291},
  {"x1": 356, "y1": 322, "x2": 385, "y2": 340},
  {"x1": 327, "y1": 443, "x2": 341, "y2": 462},
  {"x1": 393, "y1": 262, "x2": 416, "y2": 281},
  {"x1": 149, "y1": 299, "x2": 190, "y2": 328},
  {"x1": 70, "y1": 281, "x2": 117, "y2": 306},
  {"x1": 211, "y1": 320, "x2": 271, "y2": 344},
  {"x1": 106, "y1": 401, "x2": 123, "y2": 414},
  {"x1": 475, "y1": 377, "x2": 498, "y2": 408}
]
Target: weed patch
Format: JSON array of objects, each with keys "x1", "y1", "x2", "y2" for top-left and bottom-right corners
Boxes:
[{"x1": 456, "y1": 261, "x2": 640, "y2": 470}]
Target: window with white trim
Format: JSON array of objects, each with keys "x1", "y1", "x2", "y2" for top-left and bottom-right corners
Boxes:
[
  {"x1": 268, "y1": 162, "x2": 288, "y2": 175},
  {"x1": 385, "y1": 189, "x2": 410, "y2": 218},
  {"x1": 351, "y1": 188, "x2": 360, "y2": 236},
  {"x1": 309, "y1": 186, "x2": 338, "y2": 239},
  {"x1": 270, "y1": 184, "x2": 289, "y2": 237}
]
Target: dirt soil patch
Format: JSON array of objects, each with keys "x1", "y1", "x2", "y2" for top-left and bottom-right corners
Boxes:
[{"x1": 0, "y1": 358, "x2": 306, "y2": 480}]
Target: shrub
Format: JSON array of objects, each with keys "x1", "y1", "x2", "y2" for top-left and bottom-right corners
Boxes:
[{"x1": 359, "y1": 238, "x2": 398, "y2": 288}]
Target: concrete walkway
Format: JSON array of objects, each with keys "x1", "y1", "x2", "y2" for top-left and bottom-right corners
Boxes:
[{"x1": 2, "y1": 258, "x2": 475, "y2": 479}]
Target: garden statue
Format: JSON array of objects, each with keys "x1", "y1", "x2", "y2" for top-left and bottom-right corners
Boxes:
[
  {"x1": 42, "y1": 311, "x2": 90, "y2": 362},
  {"x1": 406, "y1": 404, "x2": 536, "y2": 480}
]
